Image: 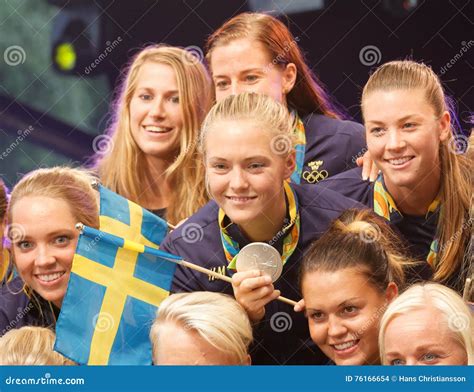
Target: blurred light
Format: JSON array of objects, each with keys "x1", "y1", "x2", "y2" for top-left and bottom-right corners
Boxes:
[{"x1": 54, "y1": 43, "x2": 77, "y2": 71}]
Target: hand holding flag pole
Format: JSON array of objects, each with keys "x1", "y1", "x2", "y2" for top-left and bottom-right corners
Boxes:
[{"x1": 75, "y1": 223, "x2": 297, "y2": 307}]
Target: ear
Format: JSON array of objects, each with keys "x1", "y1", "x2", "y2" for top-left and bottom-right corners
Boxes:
[
  {"x1": 385, "y1": 282, "x2": 398, "y2": 303},
  {"x1": 438, "y1": 110, "x2": 451, "y2": 142},
  {"x1": 283, "y1": 149, "x2": 296, "y2": 180},
  {"x1": 282, "y1": 63, "x2": 297, "y2": 95}
]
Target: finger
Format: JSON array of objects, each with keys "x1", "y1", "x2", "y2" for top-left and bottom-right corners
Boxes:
[
  {"x1": 356, "y1": 157, "x2": 363, "y2": 167},
  {"x1": 246, "y1": 289, "x2": 281, "y2": 311},
  {"x1": 361, "y1": 154, "x2": 371, "y2": 181},
  {"x1": 293, "y1": 298, "x2": 305, "y2": 312},
  {"x1": 232, "y1": 270, "x2": 265, "y2": 287},
  {"x1": 369, "y1": 164, "x2": 380, "y2": 182},
  {"x1": 238, "y1": 275, "x2": 273, "y2": 293}
]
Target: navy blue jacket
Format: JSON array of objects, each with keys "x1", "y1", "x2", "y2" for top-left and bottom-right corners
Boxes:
[
  {"x1": 300, "y1": 114, "x2": 366, "y2": 184},
  {"x1": 0, "y1": 277, "x2": 58, "y2": 336},
  {"x1": 161, "y1": 183, "x2": 363, "y2": 365},
  {"x1": 317, "y1": 167, "x2": 465, "y2": 289}
]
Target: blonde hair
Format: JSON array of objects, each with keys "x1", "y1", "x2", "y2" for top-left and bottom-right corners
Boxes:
[
  {"x1": 200, "y1": 92, "x2": 295, "y2": 156},
  {"x1": 379, "y1": 283, "x2": 473, "y2": 365},
  {"x1": 0, "y1": 178, "x2": 9, "y2": 282},
  {"x1": 206, "y1": 12, "x2": 340, "y2": 118},
  {"x1": 95, "y1": 45, "x2": 211, "y2": 225},
  {"x1": 7, "y1": 167, "x2": 99, "y2": 305},
  {"x1": 361, "y1": 60, "x2": 473, "y2": 285},
  {"x1": 300, "y1": 209, "x2": 411, "y2": 292},
  {"x1": 0, "y1": 327, "x2": 75, "y2": 365},
  {"x1": 150, "y1": 292, "x2": 253, "y2": 364},
  {"x1": 8, "y1": 166, "x2": 99, "y2": 230}
]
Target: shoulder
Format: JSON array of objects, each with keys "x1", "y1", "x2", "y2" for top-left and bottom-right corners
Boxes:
[
  {"x1": 293, "y1": 182, "x2": 365, "y2": 215},
  {"x1": 303, "y1": 113, "x2": 365, "y2": 137},
  {"x1": 316, "y1": 167, "x2": 373, "y2": 206},
  {"x1": 0, "y1": 277, "x2": 32, "y2": 336},
  {"x1": 161, "y1": 201, "x2": 223, "y2": 264}
]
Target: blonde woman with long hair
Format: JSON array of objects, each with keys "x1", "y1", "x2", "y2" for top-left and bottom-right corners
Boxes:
[
  {"x1": 0, "y1": 167, "x2": 98, "y2": 335},
  {"x1": 161, "y1": 92, "x2": 362, "y2": 364},
  {"x1": 320, "y1": 60, "x2": 473, "y2": 293},
  {"x1": 94, "y1": 45, "x2": 211, "y2": 225}
]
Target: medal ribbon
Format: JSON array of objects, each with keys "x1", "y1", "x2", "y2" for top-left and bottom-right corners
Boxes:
[
  {"x1": 289, "y1": 114, "x2": 306, "y2": 184},
  {"x1": 219, "y1": 182, "x2": 301, "y2": 270},
  {"x1": 373, "y1": 174, "x2": 440, "y2": 267}
]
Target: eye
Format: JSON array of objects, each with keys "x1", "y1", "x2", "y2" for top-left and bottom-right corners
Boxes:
[
  {"x1": 248, "y1": 162, "x2": 264, "y2": 170},
  {"x1": 211, "y1": 163, "x2": 227, "y2": 171},
  {"x1": 215, "y1": 80, "x2": 229, "y2": 90},
  {"x1": 390, "y1": 359, "x2": 405, "y2": 366},
  {"x1": 139, "y1": 93, "x2": 153, "y2": 101},
  {"x1": 245, "y1": 74, "x2": 259, "y2": 83},
  {"x1": 421, "y1": 353, "x2": 439, "y2": 362},
  {"x1": 16, "y1": 241, "x2": 33, "y2": 251},
  {"x1": 370, "y1": 127, "x2": 385, "y2": 136},
  {"x1": 402, "y1": 122, "x2": 417, "y2": 129},
  {"x1": 309, "y1": 311, "x2": 325, "y2": 321},
  {"x1": 342, "y1": 305, "x2": 358, "y2": 315},
  {"x1": 169, "y1": 95, "x2": 180, "y2": 104},
  {"x1": 54, "y1": 236, "x2": 71, "y2": 246}
]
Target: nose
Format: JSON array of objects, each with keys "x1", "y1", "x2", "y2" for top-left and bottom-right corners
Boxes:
[
  {"x1": 35, "y1": 245, "x2": 56, "y2": 268},
  {"x1": 229, "y1": 167, "x2": 249, "y2": 191},
  {"x1": 327, "y1": 315, "x2": 347, "y2": 338},
  {"x1": 386, "y1": 129, "x2": 406, "y2": 151},
  {"x1": 148, "y1": 98, "x2": 165, "y2": 118}
]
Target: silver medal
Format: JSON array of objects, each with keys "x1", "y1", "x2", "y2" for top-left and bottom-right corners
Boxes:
[{"x1": 235, "y1": 242, "x2": 283, "y2": 283}]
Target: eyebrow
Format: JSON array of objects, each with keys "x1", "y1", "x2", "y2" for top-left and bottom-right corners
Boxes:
[
  {"x1": 366, "y1": 114, "x2": 422, "y2": 125},
  {"x1": 212, "y1": 68, "x2": 265, "y2": 79},
  {"x1": 385, "y1": 344, "x2": 443, "y2": 357},
  {"x1": 135, "y1": 87, "x2": 179, "y2": 95},
  {"x1": 306, "y1": 297, "x2": 362, "y2": 313}
]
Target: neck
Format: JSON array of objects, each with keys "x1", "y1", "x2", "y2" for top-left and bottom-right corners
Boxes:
[
  {"x1": 384, "y1": 170, "x2": 441, "y2": 216},
  {"x1": 140, "y1": 155, "x2": 173, "y2": 210},
  {"x1": 239, "y1": 190, "x2": 287, "y2": 243}
]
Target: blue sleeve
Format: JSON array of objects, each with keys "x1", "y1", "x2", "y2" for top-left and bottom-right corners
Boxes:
[{"x1": 342, "y1": 121, "x2": 366, "y2": 170}]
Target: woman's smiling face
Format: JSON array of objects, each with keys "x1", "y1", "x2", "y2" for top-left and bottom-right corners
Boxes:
[
  {"x1": 11, "y1": 196, "x2": 79, "y2": 308},
  {"x1": 302, "y1": 267, "x2": 396, "y2": 365}
]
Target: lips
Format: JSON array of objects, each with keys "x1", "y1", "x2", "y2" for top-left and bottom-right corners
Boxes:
[
  {"x1": 385, "y1": 156, "x2": 414, "y2": 166},
  {"x1": 330, "y1": 339, "x2": 360, "y2": 356},
  {"x1": 225, "y1": 196, "x2": 257, "y2": 203},
  {"x1": 35, "y1": 271, "x2": 66, "y2": 283},
  {"x1": 143, "y1": 125, "x2": 173, "y2": 134}
]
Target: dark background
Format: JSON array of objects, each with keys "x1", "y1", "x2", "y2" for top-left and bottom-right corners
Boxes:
[{"x1": 0, "y1": 0, "x2": 472, "y2": 187}]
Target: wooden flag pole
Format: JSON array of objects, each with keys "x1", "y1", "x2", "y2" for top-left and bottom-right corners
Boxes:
[
  {"x1": 76, "y1": 223, "x2": 297, "y2": 307},
  {"x1": 176, "y1": 259, "x2": 297, "y2": 307}
]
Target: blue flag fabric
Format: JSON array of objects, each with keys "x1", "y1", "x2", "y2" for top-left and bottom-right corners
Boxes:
[{"x1": 55, "y1": 186, "x2": 178, "y2": 365}]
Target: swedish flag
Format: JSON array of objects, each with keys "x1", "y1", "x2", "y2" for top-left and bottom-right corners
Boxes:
[{"x1": 55, "y1": 186, "x2": 177, "y2": 365}]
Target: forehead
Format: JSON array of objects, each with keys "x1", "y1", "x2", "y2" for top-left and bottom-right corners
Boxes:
[
  {"x1": 362, "y1": 89, "x2": 435, "y2": 121},
  {"x1": 11, "y1": 196, "x2": 76, "y2": 231},
  {"x1": 303, "y1": 268, "x2": 380, "y2": 307},
  {"x1": 205, "y1": 119, "x2": 274, "y2": 155},
  {"x1": 210, "y1": 38, "x2": 272, "y2": 72},
  {"x1": 135, "y1": 61, "x2": 178, "y2": 88},
  {"x1": 386, "y1": 307, "x2": 445, "y2": 337}
]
